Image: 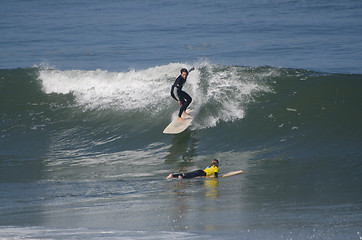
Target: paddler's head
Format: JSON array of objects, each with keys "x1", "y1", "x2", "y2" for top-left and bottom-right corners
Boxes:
[{"x1": 211, "y1": 159, "x2": 219, "y2": 167}]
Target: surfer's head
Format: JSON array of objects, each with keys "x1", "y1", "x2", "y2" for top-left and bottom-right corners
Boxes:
[
  {"x1": 180, "y1": 68, "x2": 188, "y2": 79},
  {"x1": 211, "y1": 159, "x2": 219, "y2": 167}
]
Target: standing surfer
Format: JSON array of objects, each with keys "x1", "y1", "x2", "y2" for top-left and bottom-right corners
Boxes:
[{"x1": 170, "y1": 67, "x2": 195, "y2": 121}]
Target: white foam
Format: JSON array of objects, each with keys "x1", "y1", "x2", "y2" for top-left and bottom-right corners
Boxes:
[
  {"x1": 39, "y1": 63, "x2": 190, "y2": 113},
  {"x1": 0, "y1": 226, "x2": 210, "y2": 239},
  {"x1": 38, "y1": 62, "x2": 274, "y2": 129},
  {"x1": 192, "y1": 63, "x2": 273, "y2": 129}
]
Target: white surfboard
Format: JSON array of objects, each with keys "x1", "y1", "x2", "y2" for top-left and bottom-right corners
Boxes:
[
  {"x1": 163, "y1": 109, "x2": 193, "y2": 134},
  {"x1": 220, "y1": 170, "x2": 243, "y2": 178}
]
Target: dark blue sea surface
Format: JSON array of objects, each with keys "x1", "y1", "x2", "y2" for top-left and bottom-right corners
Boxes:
[
  {"x1": 1, "y1": 1, "x2": 362, "y2": 239},
  {"x1": 1, "y1": 0, "x2": 362, "y2": 73}
]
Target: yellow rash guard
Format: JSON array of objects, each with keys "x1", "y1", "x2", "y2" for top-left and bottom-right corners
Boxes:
[{"x1": 203, "y1": 165, "x2": 219, "y2": 177}]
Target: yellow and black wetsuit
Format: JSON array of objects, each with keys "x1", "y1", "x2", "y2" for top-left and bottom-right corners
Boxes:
[
  {"x1": 203, "y1": 165, "x2": 219, "y2": 178},
  {"x1": 172, "y1": 165, "x2": 218, "y2": 179}
]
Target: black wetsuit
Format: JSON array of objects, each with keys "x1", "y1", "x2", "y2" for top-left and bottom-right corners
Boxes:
[
  {"x1": 172, "y1": 170, "x2": 206, "y2": 179},
  {"x1": 171, "y1": 165, "x2": 219, "y2": 179},
  {"x1": 170, "y1": 75, "x2": 192, "y2": 118}
]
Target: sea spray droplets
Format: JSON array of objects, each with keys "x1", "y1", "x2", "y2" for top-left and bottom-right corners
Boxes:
[
  {"x1": 192, "y1": 64, "x2": 274, "y2": 129},
  {"x1": 38, "y1": 64, "x2": 186, "y2": 113},
  {"x1": 38, "y1": 63, "x2": 274, "y2": 129}
]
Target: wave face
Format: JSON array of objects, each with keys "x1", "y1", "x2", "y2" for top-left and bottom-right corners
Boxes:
[
  {"x1": 0, "y1": 63, "x2": 361, "y2": 182},
  {"x1": 2, "y1": 63, "x2": 362, "y2": 159}
]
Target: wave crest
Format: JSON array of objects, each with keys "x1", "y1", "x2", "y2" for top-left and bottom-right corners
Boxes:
[{"x1": 38, "y1": 62, "x2": 273, "y2": 129}]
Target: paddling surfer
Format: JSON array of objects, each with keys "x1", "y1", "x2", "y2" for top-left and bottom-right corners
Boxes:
[
  {"x1": 170, "y1": 67, "x2": 195, "y2": 121},
  {"x1": 166, "y1": 159, "x2": 219, "y2": 179}
]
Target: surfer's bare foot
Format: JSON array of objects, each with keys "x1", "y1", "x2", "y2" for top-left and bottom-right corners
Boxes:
[
  {"x1": 178, "y1": 175, "x2": 183, "y2": 179},
  {"x1": 166, "y1": 174, "x2": 173, "y2": 180},
  {"x1": 182, "y1": 111, "x2": 190, "y2": 116},
  {"x1": 177, "y1": 117, "x2": 185, "y2": 121}
]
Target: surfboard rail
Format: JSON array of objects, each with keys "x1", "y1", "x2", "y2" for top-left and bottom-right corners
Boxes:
[
  {"x1": 220, "y1": 170, "x2": 243, "y2": 178},
  {"x1": 163, "y1": 109, "x2": 193, "y2": 134}
]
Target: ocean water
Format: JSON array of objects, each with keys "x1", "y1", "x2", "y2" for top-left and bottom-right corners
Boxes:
[{"x1": 1, "y1": 1, "x2": 362, "y2": 239}]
